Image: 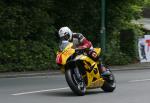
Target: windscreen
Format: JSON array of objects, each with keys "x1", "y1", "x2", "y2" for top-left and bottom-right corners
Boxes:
[{"x1": 59, "y1": 40, "x2": 70, "y2": 51}]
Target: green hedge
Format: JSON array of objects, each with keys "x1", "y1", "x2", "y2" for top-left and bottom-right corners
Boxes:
[
  {"x1": 120, "y1": 29, "x2": 140, "y2": 62},
  {"x1": 103, "y1": 38, "x2": 132, "y2": 65},
  {"x1": 0, "y1": 0, "x2": 149, "y2": 72},
  {"x1": 0, "y1": 40, "x2": 57, "y2": 72}
]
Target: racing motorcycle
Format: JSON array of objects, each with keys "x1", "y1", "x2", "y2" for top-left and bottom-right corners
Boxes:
[{"x1": 56, "y1": 41, "x2": 116, "y2": 96}]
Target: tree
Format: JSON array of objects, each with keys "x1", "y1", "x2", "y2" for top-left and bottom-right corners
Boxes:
[{"x1": 55, "y1": 0, "x2": 149, "y2": 65}]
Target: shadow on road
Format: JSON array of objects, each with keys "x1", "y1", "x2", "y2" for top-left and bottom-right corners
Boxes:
[
  {"x1": 40, "y1": 90, "x2": 76, "y2": 97},
  {"x1": 39, "y1": 89, "x2": 105, "y2": 97}
]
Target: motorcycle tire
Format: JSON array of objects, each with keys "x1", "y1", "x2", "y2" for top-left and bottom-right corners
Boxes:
[
  {"x1": 65, "y1": 68, "x2": 86, "y2": 96},
  {"x1": 101, "y1": 73, "x2": 116, "y2": 92}
]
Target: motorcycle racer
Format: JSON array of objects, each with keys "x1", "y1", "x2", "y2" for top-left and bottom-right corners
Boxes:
[{"x1": 58, "y1": 26, "x2": 111, "y2": 76}]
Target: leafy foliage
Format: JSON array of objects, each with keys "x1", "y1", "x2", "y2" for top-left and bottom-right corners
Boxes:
[
  {"x1": 0, "y1": 0, "x2": 149, "y2": 72},
  {"x1": 0, "y1": 0, "x2": 57, "y2": 72},
  {"x1": 0, "y1": 40, "x2": 51, "y2": 72}
]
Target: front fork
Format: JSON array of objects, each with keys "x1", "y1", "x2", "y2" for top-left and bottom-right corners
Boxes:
[
  {"x1": 74, "y1": 67, "x2": 83, "y2": 82},
  {"x1": 73, "y1": 66, "x2": 86, "y2": 91}
]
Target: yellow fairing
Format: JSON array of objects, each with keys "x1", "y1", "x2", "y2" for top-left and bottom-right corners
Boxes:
[
  {"x1": 94, "y1": 48, "x2": 101, "y2": 56},
  {"x1": 57, "y1": 43, "x2": 104, "y2": 88},
  {"x1": 58, "y1": 43, "x2": 75, "y2": 65},
  {"x1": 75, "y1": 55, "x2": 104, "y2": 88}
]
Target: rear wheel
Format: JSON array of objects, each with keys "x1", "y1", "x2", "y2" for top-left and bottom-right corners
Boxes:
[
  {"x1": 65, "y1": 67, "x2": 86, "y2": 96},
  {"x1": 101, "y1": 73, "x2": 116, "y2": 92}
]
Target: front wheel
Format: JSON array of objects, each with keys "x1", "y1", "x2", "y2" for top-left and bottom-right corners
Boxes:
[
  {"x1": 65, "y1": 67, "x2": 86, "y2": 96},
  {"x1": 101, "y1": 73, "x2": 116, "y2": 92}
]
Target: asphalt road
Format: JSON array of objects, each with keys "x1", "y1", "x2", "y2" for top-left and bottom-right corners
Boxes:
[{"x1": 0, "y1": 69, "x2": 150, "y2": 103}]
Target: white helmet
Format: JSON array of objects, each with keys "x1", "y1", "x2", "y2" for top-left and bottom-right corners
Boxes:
[{"x1": 58, "y1": 27, "x2": 73, "y2": 41}]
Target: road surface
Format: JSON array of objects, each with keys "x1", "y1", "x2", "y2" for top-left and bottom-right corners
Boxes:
[{"x1": 0, "y1": 69, "x2": 150, "y2": 103}]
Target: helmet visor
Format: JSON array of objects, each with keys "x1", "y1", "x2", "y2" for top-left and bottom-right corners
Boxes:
[{"x1": 60, "y1": 33, "x2": 70, "y2": 41}]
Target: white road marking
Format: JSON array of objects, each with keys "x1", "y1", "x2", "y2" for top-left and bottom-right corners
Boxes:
[
  {"x1": 129, "y1": 79, "x2": 150, "y2": 83},
  {"x1": 11, "y1": 87, "x2": 69, "y2": 96}
]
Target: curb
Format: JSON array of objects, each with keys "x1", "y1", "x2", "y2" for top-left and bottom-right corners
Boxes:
[
  {"x1": 0, "y1": 71, "x2": 62, "y2": 78},
  {"x1": 111, "y1": 67, "x2": 150, "y2": 71},
  {"x1": 0, "y1": 66, "x2": 149, "y2": 78}
]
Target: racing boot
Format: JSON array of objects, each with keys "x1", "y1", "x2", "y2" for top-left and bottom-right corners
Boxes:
[
  {"x1": 101, "y1": 69, "x2": 111, "y2": 77},
  {"x1": 98, "y1": 64, "x2": 111, "y2": 77}
]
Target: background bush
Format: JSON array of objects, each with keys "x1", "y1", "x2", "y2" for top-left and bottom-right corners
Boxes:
[
  {"x1": 0, "y1": 40, "x2": 53, "y2": 72},
  {"x1": 0, "y1": 0, "x2": 149, "y2": 72}
]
